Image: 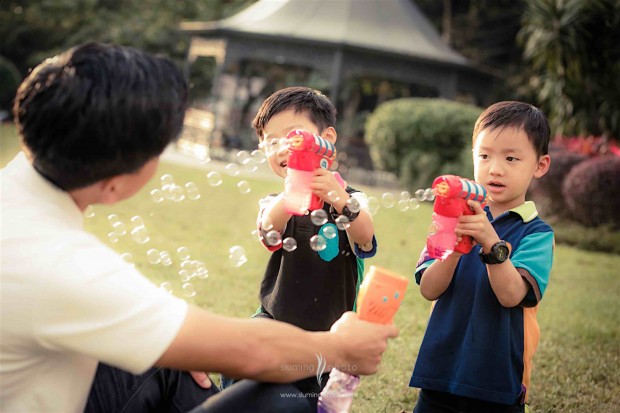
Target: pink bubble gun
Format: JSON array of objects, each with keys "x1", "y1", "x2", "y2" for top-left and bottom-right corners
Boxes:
[
  {"x1": 283, "y1": 129, "x2": 337, "y2": 215},
  {"x1": 427, "y1": 175, "x2": 487, "y2": 260},
  {"x1": 317, "y1": 266, "x2": 409, "y2": 413}
]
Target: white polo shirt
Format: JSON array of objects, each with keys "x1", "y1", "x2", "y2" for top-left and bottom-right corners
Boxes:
[{"x1": 0, "y1": 153, "x2": 188, "y2": 413}]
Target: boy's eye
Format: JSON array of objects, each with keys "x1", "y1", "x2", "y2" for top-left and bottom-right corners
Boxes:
[
  {"x1": 506, "y1": 156, "x2": 519, "y2": 162},
  {"x1": 478, "y1": 154, "x2": 488, "y2": 159}
]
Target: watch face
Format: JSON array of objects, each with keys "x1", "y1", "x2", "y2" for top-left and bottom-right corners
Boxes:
[{"x1": 496, "y1": 245, "x2": 509, "y2": 261}]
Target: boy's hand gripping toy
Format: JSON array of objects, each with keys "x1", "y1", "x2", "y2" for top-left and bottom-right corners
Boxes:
[
  {"x1": 427, "y1": 175, "x2": 487, "y2": 260},
  {"x1": 283, "y1": 129, "x2": 337, "y2": 215},
  {"x1": 317, "y1": 266, "x2": 409, "y2": 413}
]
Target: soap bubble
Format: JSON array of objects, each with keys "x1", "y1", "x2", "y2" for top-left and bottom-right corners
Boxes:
[
  {"x1": 179, "y1": 269, "x2": 192, "y2": 283},
  {"x1": 265, "y1": 230, "x2": 282, "y2": 246},
  {"x1": 184, "y1": 182, "x2": 201, "y2": 200},
  {"x1": 147, "y1": 248, "x2": 161, "y2": 264},
  {"x1": 400, "y1": 191, "x2": 412, "y2": 201},
  {"x1": 414, "y1": 189, "x2": 426, "y2": 202},
  {"x1": 310, "y1": 209, "x2": 328, "y2": 226},
  {"x1": 107, "y1": 232, "x2": 119, "y2": 243},
  {"x1": 309, "y1": 235, "x2": 327, "y2": 252},
  {"x1": 159, "y1": 281, "x2": 173, "y2": 294},
  {"x1": 207, "y1": 171, "x2": 222, "y2": 186},
  {"x1": 409, "y1": 198, "x2": 420, "y2": 211},
  {"x1": 251, "y1": 149, "x2": 267, "y2": 164},
  {"x1": 160, "y1": 174, "x2": 175, "y2": 186},
  {"x1": 84, "y1": 206, "x2": 95, "y2": 218},
  {"x1": 112, "y1": 221, "x2": 127, "y2": 236},
  {"x1": 107, "y1": 214, "x2": 120, "y2": 224},
  {"x1": 170, "y1": 185, "x2": 185, "y2": 202},
  {"x1": 229, "y1": 246, "x2": 247, "y2": 267},
  {"x1": 397, "y1": 199, "x2": 409, "y2": 212},
  {"x1": 120, "y1": 252, "x2": 134, "y2": 266},
  {"x1": 130, "y1": 216, "x2": 144, "y2": 227},
  {"x1": 322, "y1": 226, "x2": 337, "y2": 239},
  {"x1": 237, "y1": 181, "x2": 251, "y2": 194},
  {"x1": 130, "y1": 226, "x2": 150, "y2": 244},
  {"x1": 176, "y1": 246, "x2": 191, "y2": 261},
  {"x1": 335, "y1": 215, "x2": 350, "y2": 230},
  {"x1": 327, "y1": 191, "x2": 340, "y2": 203},
  {"x1": 241, "y1": 158, "x2": 258, "y2": 173},
  {"x1": 160, "y1": 250, "x2": 173, "y2": 266},
  {"x1": 367, "y1": 196, "x2": 380, "y2": 216},
  {"x1": 182, "y1": 283, "x2": 196, "y2": 297},
  {"x1": 150, "y1": 188, "x2": 164, "y2": 203},
  {"x1": 346, "y1": 197, "x2": 361, "y2": 213},
  {"x1": 282, "y1": 237, "x2": 298, "y2": 252},
  {"x1": 236, "y1": 150, "x2": 251, "y2": 164},
  {"x1": 424, "y1": 188, "x2": 435, "y2": 201},
  {"x1": 381, "y1": 192, "x2": 395, "y2": 208},
  {"x1": 195, "y1": 267, "x2": 209, "y2": 280},
  {"x1": 225, "y1": 163, "x2": 240, "y2": 176}
]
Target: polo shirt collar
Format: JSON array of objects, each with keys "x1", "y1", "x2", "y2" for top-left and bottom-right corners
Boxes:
[{"x1": 485, "y1": 201, "x2": 539, "y2": 223}]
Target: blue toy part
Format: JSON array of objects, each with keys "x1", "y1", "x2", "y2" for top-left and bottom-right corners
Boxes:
[{"x1": 318, "y1": 223, "x2": 339, "y2": 262}]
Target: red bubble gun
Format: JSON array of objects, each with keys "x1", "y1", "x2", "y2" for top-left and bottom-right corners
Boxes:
[
  {"x1": 284, "y1": 129, "x2": 337, "y2": 215},
  {"x1": 317, "y1": 266, "x2": 409, "y2": 413},
  {"x1": 427, "y1": 175, "x2": 487, "y2": 260}
]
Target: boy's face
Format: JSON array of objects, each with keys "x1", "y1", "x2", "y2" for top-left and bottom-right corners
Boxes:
[
  {"x1": 473, "y1": 126, "x2": 550, "y2": 213},
  {"x1": 260, "y1": 109, "x2": 336, "y2": 179}
]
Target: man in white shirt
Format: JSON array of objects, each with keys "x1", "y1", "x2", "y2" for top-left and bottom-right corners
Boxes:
[{"x1": 0, "y1": 42, "x2": 398, "y2": 413}]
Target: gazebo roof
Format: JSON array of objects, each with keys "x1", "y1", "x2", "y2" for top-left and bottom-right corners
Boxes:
[{"x1": 181, "y1": 0, "x2": 468, "y2": 67}]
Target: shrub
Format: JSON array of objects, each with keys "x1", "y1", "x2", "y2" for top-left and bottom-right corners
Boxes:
[
  {"x1": 365, "y1": 98, "x2": 482, "y2": 190},
  {"x1": 528, "y1": 148, "x2": 587, "y2": 219},
  {"x1": 562, "y1": 156, "x2": 620, "y2": 229}
]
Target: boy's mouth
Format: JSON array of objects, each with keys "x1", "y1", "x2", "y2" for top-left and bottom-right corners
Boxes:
[
  {"x1": 280, "y1": 161, "x2": 287, "y2": 168},
  {"x1": 488, "y1": 180, "x2": 505, "y2": 189}
]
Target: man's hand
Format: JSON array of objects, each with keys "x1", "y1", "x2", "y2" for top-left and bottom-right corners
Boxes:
[
  {"x1": 456, "y1": 200, "x2": 501, "y2": 253},
  {"x1": 189, "y1": 371, "x2": 212, "y2": 389},
  {"x1": 329, "y1": 312, "x2": 399, "y2": 375}
]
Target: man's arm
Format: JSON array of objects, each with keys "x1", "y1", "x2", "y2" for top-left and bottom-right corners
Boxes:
[{"x1": 156, "y1": 307, "x2": 398, "y2": 382}]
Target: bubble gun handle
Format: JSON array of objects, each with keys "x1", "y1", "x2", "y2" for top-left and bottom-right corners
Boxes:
[
  {"x1": 283, "y1": 129, "x2": 337, "y2": 215},
  {"x1": 317, "y1": 266, "x2": 409, "y2": 413},
  {"x1": 427, "y1": 175, "x2": 487, "y2": 260}
]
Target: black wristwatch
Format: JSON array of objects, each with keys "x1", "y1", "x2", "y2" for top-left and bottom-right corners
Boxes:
[
  {"x1": 479, "y1": 241, "x2": 512, "y2": 264},
  {"x1": 329, "y1": 204, "x2": 359, "y2": 223}
]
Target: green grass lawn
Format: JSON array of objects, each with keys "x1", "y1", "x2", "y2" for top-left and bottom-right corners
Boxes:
[{"x1": 2, "y1": 123, "x2": 619, "y2": 412}]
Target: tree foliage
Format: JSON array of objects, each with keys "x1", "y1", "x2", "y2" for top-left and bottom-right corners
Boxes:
[{"x1": 517, "y1": 0, "x2": 620, "y2": 138}]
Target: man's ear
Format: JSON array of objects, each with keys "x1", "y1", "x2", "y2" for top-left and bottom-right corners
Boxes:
[
  {"x1": 534, "y1": 154, "x2": 551, "y2": 178},
  {"x1": 321, "y1": 126, "x2": 337, "y2": 144},
  {"x1": 99, "y1": 176, "x2": 123, "y2": 205}
]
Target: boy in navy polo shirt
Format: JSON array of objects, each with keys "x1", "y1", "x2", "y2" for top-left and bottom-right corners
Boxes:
[{"x1": 410, "y1": 101, "x2": 554, "y2": 413}]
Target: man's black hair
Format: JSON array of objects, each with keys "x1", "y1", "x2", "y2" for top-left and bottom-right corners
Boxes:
[{"x1": 13, "y1": 42, "x2": 188, "y2": 190}]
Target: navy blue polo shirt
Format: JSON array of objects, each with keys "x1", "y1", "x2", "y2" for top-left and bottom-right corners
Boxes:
[{"x1": 410, "y1": 201, "x2": 554, "y2": 405}]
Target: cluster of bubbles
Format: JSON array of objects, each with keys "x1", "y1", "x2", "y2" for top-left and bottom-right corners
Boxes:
[
  {"x1": 150, "y1": 174, "x2": 201, "y2": 203},
  {"x1": 106, "y1": 214, "x2": 150, "y2": 245},
  {"x1": 155, "y1": 246, "x2": 209, "y2": 298},
  {"x1": 87, "y1": 139, "x2": 440, "y2": 302}
]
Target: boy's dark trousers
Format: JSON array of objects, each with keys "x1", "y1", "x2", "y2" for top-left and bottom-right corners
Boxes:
[
  {"x1": 85, "y1": 363, "x2": 314, "y2": 413},
  {"x1": 414, "y1": 389, "x2": 525, "y2": 413}
]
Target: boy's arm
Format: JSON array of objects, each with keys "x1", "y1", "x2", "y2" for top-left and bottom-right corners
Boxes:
[
  {"x1": 457, "y1": 201, "x2": 529, "y2": 307},
  {"x1": 418, "y1": 253, "x2": 460, "y2": 301},
  {"x1": 156, "y1": 306, "x2": 398, "y2": 381},
  {"x1": 259, "y1": 193, "x2": 291, "y2": 234},
  {"x1": 310, "y1": 169, "x2": 374, "y2": 247}
]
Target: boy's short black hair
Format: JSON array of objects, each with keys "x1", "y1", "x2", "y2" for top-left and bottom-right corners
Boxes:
[
  {"x1": 472, "y1": 101, "x2": 550, "y2": 157},
  {"x1": 252, "y1": 86, "x2": 336, "y2": 140},
  {"x1": 13, "y1": 42, "x2": 188, "y2": 190}
]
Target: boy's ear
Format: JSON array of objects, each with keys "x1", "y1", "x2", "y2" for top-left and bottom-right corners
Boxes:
[
  {"x1": 321, "y1": 126, "x2": 337, "y2": 144},
  {"x1": 533, "y1": 154, "x2": 551, "y2": 178}
]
